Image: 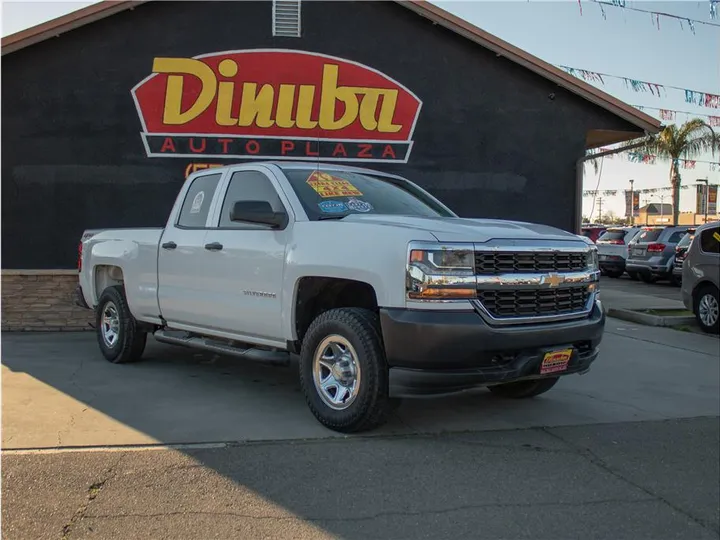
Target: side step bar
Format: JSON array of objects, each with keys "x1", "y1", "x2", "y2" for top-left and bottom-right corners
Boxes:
[{"x1": 153, "y1": 330, "x2": 290, "y2": 366}]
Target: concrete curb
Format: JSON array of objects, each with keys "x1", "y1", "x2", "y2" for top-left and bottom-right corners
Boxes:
[{"x1": 607, "y1": 307, "x2": 696, "y2": 328}]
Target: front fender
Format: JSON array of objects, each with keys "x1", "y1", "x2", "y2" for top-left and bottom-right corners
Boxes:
[{"x1": 280, "y1": 222, "x2": 436, "y2": 340}]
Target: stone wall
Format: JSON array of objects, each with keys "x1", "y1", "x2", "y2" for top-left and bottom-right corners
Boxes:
[{"x1": 2, "y1": 271, "x2": 94, "y2": 331}]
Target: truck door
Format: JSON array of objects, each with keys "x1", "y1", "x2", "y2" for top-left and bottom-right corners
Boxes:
[
  {"x1": 157, "y1": 171, "x2": 225, "y2": 328},
  {"x1": 196, "y1": 167, "x2": 291, "y2": 342}
]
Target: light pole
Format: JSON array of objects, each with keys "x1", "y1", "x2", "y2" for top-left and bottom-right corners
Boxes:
[
  {"x1": 629, "y1": 179, "x2": 635, "y2": 226},
  {"x1": 698, "y1": 178, "x2": 709, "y2": 225}
]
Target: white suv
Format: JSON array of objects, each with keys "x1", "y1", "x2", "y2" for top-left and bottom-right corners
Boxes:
[{"x1": 596, "y1": 227, "x2": 642, "y2": 278}]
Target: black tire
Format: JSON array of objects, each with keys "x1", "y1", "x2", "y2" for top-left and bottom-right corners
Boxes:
[
  {"x1": 605, "y1": 270, "x2": 623, "y2": 279},
  {"x1": 299, "y1": 308, "x2": 391, "y2": 433},
  {"x1": 627, "y1": 271, "x2": 640, "y2": 281},
  {"x1": 693, "y1": 284, "x2": 720, "y2": 335},
  {"x1": 488, "y1": 377, "x2": 559, "y2": 399},
  {"x1": 669, "y1": 274, "x2": 682, "y2": 287},
  {"x1": 95, "y1": 286, "x2": 147, "y2": 364},
  {"x1": 640, "y1": 273, "x2": 657, "y2": 284}
]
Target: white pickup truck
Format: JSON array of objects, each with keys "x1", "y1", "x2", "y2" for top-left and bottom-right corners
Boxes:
[{"x1": 76, "y1": 161, "x2": 605, "y2": 433}]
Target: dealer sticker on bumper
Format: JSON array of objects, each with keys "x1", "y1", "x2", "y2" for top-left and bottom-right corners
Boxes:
[{"x1": 540, "y1": 349, "x2": 573, "y2": 374}]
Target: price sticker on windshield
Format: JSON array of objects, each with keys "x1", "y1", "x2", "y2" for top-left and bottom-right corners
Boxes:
[{"x1": 306, "y1": 171, "x2": 363, "y2": 198}]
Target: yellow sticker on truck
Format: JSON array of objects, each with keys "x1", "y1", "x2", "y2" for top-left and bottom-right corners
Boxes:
[{"x1": 306, "y1": 171, "x2": 363, "y2": 198}]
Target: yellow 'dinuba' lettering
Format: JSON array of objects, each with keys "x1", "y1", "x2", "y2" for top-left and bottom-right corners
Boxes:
[
  {"x1": 275, "y1": 84, "x2": 296, "y2": 128},
  {"x1": 296, "y1": 85, "x2": 318, "y2": 129},
  {"x1": 376, "y1": 90, "x2": 402, "y2": 133},
  {"x1": 151, "y1": 57, "x2": 403, "y2": 133},
  {"x1": 216, "y1": 59, "x2": 239, "y2": 126},
  {"x1": 238, "y1": 83, "x2": 275, "y2": 128},
  {"x1": 153, "y1": 58, "x2": 217, "y2": 125},
  {"x1": 319, "y1": 64, "x2": 359, "y2": 131}
]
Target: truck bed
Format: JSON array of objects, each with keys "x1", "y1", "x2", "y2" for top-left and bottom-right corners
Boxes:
[{"x1": 79, "y1": 228, "x2": 164, "y2": 321}]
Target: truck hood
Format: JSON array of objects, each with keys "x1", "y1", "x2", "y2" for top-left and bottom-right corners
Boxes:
[{"x1": 340, "y1": 215, "x2": 587, "y2": 244}]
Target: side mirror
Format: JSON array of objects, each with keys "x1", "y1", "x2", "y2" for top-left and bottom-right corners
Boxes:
[{"x1": 230, "y1": 200, "x2": 287, "y2": 228}]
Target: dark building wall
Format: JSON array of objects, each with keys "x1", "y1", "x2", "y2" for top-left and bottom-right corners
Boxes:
[{"x1": 1, "y1": 0, "x2": 637, "y2": 269}]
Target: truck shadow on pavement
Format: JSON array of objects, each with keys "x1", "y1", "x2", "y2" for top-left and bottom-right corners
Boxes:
[{"x1": 3, "y1": 331, "x2": 720, "y2": 539}]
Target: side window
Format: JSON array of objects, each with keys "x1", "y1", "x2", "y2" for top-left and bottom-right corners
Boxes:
[
  {"x1": 218, "y1": 171, "x2": 285, "y2": 229},
  {"x1": 667, "y1": 231, "x2": 687, "y2": 244},
  {"x1": 177, "y1": 173, "x2": 223, "y2": 228},
  {"x1": 699, "y1": 226, "x2": 720, "y2": 254}
]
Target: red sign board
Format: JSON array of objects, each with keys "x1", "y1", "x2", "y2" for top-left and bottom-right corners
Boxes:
[{"x1": 132, "y1": 49, "x2": 422, "y2": 163}]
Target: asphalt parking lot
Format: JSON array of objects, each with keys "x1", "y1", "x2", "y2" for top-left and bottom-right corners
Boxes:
[
  {"x1": 600, "y1": 273, "x2": 687, "y2": 303},
  {"x1": 2, "y1": 310, "x2": 719, "y2": 539}
]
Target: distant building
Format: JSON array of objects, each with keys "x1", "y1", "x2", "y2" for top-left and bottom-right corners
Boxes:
[{"x1": 638, "y1": 204, "x2": 719, "y2": 226}]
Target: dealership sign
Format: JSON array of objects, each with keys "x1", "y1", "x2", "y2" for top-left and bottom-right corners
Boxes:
[{"x1": 131, "y1": 49, "x2": 422, "y2": 163}]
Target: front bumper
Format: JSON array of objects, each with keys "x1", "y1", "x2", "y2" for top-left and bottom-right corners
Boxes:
[{"x1": 380, "y1": 302, "x2": 605, "y2": 398}]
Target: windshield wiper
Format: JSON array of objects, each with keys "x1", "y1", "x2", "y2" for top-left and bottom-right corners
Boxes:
[{"x1": 317, "y1": 215, "x2": 348, "y2": 220}]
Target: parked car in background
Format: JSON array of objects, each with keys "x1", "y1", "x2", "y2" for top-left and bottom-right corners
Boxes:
[
  {"x1": 671, "y1": 230, "x2": 695, "y2": 286},
  {"x1": 596, "y1": 226, "x2": 642, "y2": 278},
  {"x1": 681, "y1": 221, "x2": 720, "y2": 334},
  {"x1": 625, "y1": 226, "x2": 695, "y2": 283},
  {"x1": 581, "y1": 225, "x2": 607, "y2": 243}
]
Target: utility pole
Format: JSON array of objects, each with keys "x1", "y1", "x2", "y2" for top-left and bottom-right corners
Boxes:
[
  {"x1": 659, "y1": 193, "x2": 666, "y2": 225},
  {"x1": 597, "y1": 197, "x2": 603, "y2": 224},
  {"x1": 698, "y1": 178, "x2": 709, "y2": 225},
  {"x1": 629, "y1": 179, "x2": 635, "y2": 226}
]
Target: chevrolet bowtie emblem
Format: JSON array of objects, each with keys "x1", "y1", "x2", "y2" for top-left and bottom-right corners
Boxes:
[{"x1": 543, "y1": 273, "x2": 564, "y2": 288}]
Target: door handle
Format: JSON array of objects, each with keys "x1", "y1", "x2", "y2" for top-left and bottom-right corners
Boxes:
[
  {"x1": 204, "y1": 242, "x2": 223, "y2": 251},
  {"x1": 161, "y1": 241, "x2": 177, "y2": 250}
]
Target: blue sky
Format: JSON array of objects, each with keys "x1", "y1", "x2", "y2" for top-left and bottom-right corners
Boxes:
[{"x1": 2, "y1": 0, "x2": 718, "y2": 219}]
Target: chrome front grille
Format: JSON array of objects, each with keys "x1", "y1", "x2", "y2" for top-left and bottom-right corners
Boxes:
[
  {"x1": 474, "y1": 251, "x2": 588, "y2": 275},
  {"x1": 472, "y1": 247, "x2": 597, "y2": 324},
  {"x1": 477, "y1": 286, "x2": 591, "y2": 318}
]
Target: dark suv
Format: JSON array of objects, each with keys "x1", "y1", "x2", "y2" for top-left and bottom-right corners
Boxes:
[
  {"x1": 625, "y1": 226, "x2": 695, "y2": 283},
  {"x1": 671, "y1": 230, "x2": 696, "y2": 286}
]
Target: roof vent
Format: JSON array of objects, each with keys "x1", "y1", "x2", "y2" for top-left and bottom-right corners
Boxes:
[{"x1": 272, "y1": 0, "x2": 301, "y2": 37}]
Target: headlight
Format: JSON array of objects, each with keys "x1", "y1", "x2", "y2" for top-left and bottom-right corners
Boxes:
[
  {"x1": 588, "y1": 248, "x2": 599, "y2": 271},
  {"x1": 406, "y1": 243, "x2": 476, "y2": 300}
]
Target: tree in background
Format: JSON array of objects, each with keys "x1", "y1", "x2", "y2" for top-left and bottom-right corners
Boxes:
[{"x1": 638, "y1": 119, "x2": 718, "y2": 226}]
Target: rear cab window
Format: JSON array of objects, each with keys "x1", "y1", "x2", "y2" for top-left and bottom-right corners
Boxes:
[{"x1": 177, "y1": 173, "x2": 223, "y2": 228}]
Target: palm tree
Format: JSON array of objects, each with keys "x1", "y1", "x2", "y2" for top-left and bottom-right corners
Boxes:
[{"x1": 637, "y1": 119, "x2": 719, "y2": 225}]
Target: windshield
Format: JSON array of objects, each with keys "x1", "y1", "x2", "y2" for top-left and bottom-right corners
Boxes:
[
  {"x1": 280, "y1": 168, "x2": 453, "y2": 221},
  {"x1": 677, "y1": 233, "x2": 694, "y2": 248}
]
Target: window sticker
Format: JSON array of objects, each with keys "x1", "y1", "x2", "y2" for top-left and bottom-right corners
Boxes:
[
  {"x1": 346, "y1": 197, "x2": 373, "y2": 213},
  {"x1": 190, "y1": 191, "x2": 205, "y2": 214},
  {"x1": 713, "y1": 231, "x2": 720, "y2": 243},
  {"x1": 318, "y1": 200, "x2": 348, "y2": 213},
  {"x1": 306, "y1": 171, "x2": 363, "y2": 198}
]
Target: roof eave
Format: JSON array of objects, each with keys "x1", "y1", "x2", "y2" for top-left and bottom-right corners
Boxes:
[
  {"x1": 1, "y1": 0, "x2": 663, "y2": 137},
  {"x1": 1, "y1": 1, "x2": 148, "y2": 56}
]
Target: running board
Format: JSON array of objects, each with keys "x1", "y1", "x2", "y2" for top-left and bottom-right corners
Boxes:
[{"x1": 153, "y1": 330, "x2": 290, "y2": 366}]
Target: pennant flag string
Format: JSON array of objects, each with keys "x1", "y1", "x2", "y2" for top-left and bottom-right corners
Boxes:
[
  {"x1": 582, "y1": 183, "x2": 719, "y2": 198},
  {"x1": 586, "y1": 0, "x2": 720, "y2": 27},
  {"x1": 630, "y1": 105, "x2": 720, "y2": 126},
  {"x1": 557, "y1": 65, "x2": 720, "y2": 109}
]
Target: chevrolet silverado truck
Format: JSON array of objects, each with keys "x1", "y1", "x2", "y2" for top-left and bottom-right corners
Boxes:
[{"x1": 76, "y1": 161, "x2": 605, "y2": 433}]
